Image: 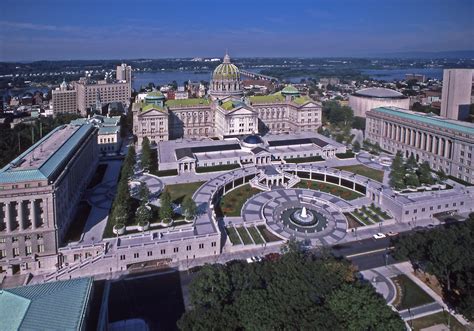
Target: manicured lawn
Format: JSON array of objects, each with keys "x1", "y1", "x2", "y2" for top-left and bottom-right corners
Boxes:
[
  {"x1": 247, "y1": 226, "x2": 265, "y2": 244},
  {"x1": 236, "y1": 227, "x2": 253, "y2": 245},
  {"x1": 285, "y1": 155, "x2": 324, "y2": 163},
  {"x1": 164, "y1": 181, "x2": 205, "y2": 204},
  {"x1": 155, "y1": 169, "x2": 178, "y2": 177},
  {"x1": 220, "y1": 184, "x2": 262, "y2": 216},
  {"x1": 392, "y1": 274, "x2": 435, "y2": 310},
  {"x1": 257, "y1": 225, "x2": 282, "y2": 242},
  {"x1": 409, "y1": 311, "x2": 466, "y2": 331},
  {"x1": 195, "y1": 164, "x2": 240, "y2": 173},
  {"x1": 64, "y1": 202, "x2": 91, "y2": 243},
  {"x1": 296, "y1": 180, "x2": 362, "y2": 201},
  {"x1": 336, "y1": 164, "x2": 384, "y2": 183},
  {"x1": 226, "y1": 227, "x2": 242, "y2": 245}
]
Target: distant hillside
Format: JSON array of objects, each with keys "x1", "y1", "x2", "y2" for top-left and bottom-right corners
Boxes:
[{"x1": 375, "y1": 50, "x2": 474, "y2": 59}]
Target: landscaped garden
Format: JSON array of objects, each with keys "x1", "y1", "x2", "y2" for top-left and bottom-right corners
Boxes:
[
  {"x1": 335, "y1": 150, "x2": 355, "y2": 159},
  {"x1": 226, "y1": 227, "x2": 242, "y2": 245},
  {"x1": 392, "y1": 274, "x2": 435, "y2": 310},
  {"x1": 247, "y1": 226, "x2": 265, "y2": 244},
  {"x1": 236, "y1": 226, "x2": 253, "y2": 245},
  {"x1": 335, "y1": 164, "x2": 385, "y2": 183},
  {"x1": 164, "y1": 181, "x2": 205, "y2": 204},
  {"x1": 350, "y1": 203, "x2": 391, "y2": 225},
  {"x1": 257, "y1": 225, "x2": 282, "y2": 242},
  {"x1": 219, "y1": 184, "x2": 262, "y2": 216},
  {"x1": 343, "y1": 212, "x2": 363, "y2": 228},
  {"x1": 389, "y1": 151, "x2": 441, "y2": 191},
  {"x1": 296, "y1": 180, "x2": 363, "y2": 201}
]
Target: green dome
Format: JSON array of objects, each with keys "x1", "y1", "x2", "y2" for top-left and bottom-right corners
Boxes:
[
  {"x1": 281, "y1": 85, "x2": 300, "y2": 96},
  {"x1": 212, "y1": 53, "x2": 241, "y2": 80}
]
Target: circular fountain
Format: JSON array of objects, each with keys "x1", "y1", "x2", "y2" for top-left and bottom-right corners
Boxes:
[{"x1": 292, "y1": 206, "x2": 315, "y2": 225}]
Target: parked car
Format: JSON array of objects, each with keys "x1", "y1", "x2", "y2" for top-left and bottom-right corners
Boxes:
[
  {"x1": 386, "y1": 231, "x2": 399, "y2": 237},
  {"x1": 373, "y1": 233, "x2": 386, "y2": 239}
]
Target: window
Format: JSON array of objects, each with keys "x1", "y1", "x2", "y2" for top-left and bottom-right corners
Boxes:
[
  {"x1": 199, "y1": 243, "x2": 204, "y2": 249},
  {"x1": 147, "y1": 251, "x2": 153, "y2": 257},
  {"x1": 0, "y1": 249, "x2": 6, "y2": 258},
  {"x1": 26, "y1": 246, "x2": 32, "y2": 255},
  {"x1": 133, "y1": 253, "x2": 139, "y2": 258},
  {"x1": 186, "y1": 245, "x2": 191, "y2": 251},
  {"x1": 13, "y1": 247, "x2": 19, "y2": 257},
  {"x1": 173, "y1": 247, "x2": 179, "y2": 253},
  {"x1": 37, "y1": 234, "x2": 43, "y2": 240},
  {"x1": 405, "y1": 211, "x2": 409, "y2": 215},
  {"x1": 161, "y1": 249, "x2": 166, "y2": 254},
  {"x1": 0, "y1": 238, "x2": 5, "y2": 243},
  {"x1": 120, "y1": 255, "x2": 126, "y2": 260},
  {"x1": 211, "y1": 242, "x2": 217, "y2": 247}
]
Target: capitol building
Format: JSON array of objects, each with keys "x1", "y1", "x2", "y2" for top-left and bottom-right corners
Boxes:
[{"x1": 132, "y1": 53, "x2": 322, "y2": 144}]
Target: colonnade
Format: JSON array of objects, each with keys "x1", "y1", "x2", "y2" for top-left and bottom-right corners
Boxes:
[
  {"x1": 1, "y1": 199, "x2": 42, "y2": 233},
  {"x1": 384, "y1": 122, "x2": 452, "y2": 158}
]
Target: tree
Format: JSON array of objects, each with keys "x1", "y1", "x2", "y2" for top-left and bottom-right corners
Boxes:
[
  {"x1": 135, "y1": 204, "x2": 152, "y2": 225},
  {"x1": 159, "y1": 190, "x2": 173, "y2": 221},
  {"x1": 418, "y1": 162, "x2": 434, "y2": 185},
  {"x1": 328, "y1": 284, "x2": 405, "y2": 331},
  {"x1": 437, "y1": 168, "x2": 448, "y2": 183},
  {"x1": 405, "y1": 172, "x2": 420, "y2": 187},
  {"x1": 389, "y1": 151, "x2": 406, "y2": 189},
  {"x1": 182, "y1": 196, "x2": 197, "y2": 220},
  {"x1": 406, "y1": 153, "x2": 418, "y2": 170},
  {"x1": 141, "y1": 137, "x2": 152, "y2": 170},
  {"x1": 352, "y1": 141, "x2": 361, "y2": 153},
  {"x1": 139, "y1": 182, "x2": 150, "y2": 202}
]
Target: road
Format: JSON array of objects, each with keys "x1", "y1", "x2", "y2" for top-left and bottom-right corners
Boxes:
[{"x1": 331, "y1": 236, "x2": 400, "y2": 271}]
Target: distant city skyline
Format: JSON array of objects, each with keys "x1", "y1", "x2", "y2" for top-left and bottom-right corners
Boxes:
[{"x1": 0, "y1": 0, "x2": 473, "y2": 61}]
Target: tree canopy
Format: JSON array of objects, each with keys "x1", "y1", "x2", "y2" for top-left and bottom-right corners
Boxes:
[
  {"x1": 178, "y1": 251, "x2": 404, "y2": 330},
  {"x1": 393, "y1": 216, "x2": 474, "y2": 320},
  {"x1": 159, "y1": 190, "x2": 173, "y2": 221}
]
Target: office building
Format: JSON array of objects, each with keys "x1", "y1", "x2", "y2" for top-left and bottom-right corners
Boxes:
[
  {"x1": 366, "y1": 106, "x2": 474, "y2": 183},
  {"x1": 52, "y1": 80, "x2": 78, "y2": 115},
  {"x1": 440, "y1": 69, "x2": 473, "y2": 120},
  {"x1": 0, "y1": 124, "x2": 98, "y2": 275}
]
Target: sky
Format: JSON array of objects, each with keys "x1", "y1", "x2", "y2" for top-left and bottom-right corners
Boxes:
[{"x1": 0, "y1": 0, "x2": 473, "y2": 61}]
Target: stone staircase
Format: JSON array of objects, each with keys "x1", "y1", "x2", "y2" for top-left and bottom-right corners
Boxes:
[{"x1": 249, "y1": 174, "x2": 271, "y2": 191}]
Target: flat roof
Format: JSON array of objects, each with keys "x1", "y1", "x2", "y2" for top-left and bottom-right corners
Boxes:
[
  {"x1": 0, "y1": 124, "x2": 95, "y2": 184},
  {"x1": 371, "y1": 107, "x2": 474, "y2": 135},
  {"x1": 175, "y1": 143, "x2": 242, "y2": 160},
  {"x1": 165, "y1": 98, "x2": 210, "y2": 108}
]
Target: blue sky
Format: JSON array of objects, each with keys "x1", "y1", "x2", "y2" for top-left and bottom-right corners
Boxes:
[{"x1": 0, "y1": 0, "x2": 473, "y2": 61}]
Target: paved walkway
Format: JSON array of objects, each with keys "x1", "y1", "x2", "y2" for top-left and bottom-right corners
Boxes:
[
  {"x1": 240, "y1": 188, "x2": 349, "y2": 245},
  {"x1": 356, "y1": 151, "x2": 392, "y2": 172},
  {"x1": 80, "y1": 160, "x2": 122, "y2": 244},
  {"x1": 361, "y1": 266, "x2": 400, "y2": 304}
]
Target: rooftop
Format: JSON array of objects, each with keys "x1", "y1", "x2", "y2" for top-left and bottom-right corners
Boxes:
[
  {"x1": 0, "y1": 124, "x2": 95, "y2": 184},
  {"x1": 0, "y1": 277, "x2": 93, "y2": 331},
  {"x1": 372, "y1": 107, "x2": 474, "y2": 135},
  {"x1": 165, "y1": 98, "x2": 210, "y2": 108},
  {"x1": 354, "y1": 87, "x2": 406, "y2": 99},
  {"x1": 250, "y1": 92, "x2": 310, "y2": 105}
]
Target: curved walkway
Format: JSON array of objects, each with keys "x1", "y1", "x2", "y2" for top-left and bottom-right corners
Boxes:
[
  {"x1": 356, "y1": 151, "x2": 392, "y2": 171},
  {"x1": 242, "y1": 188, "x2": 348, "y2": 245}
]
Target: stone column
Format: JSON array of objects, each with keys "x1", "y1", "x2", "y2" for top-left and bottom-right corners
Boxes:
[
  {"x1": 4, "y1": 203, "x2": 11, "y2": 233},
  {"x1": 31, "y1": 200, "x2": 37, "y2": 230},
  {"x1": 18, "y1": 201, "x2": 24, "y2": 231},
  {"x1": 445, "y1": 140, "x2": 451, "y2": 158}
]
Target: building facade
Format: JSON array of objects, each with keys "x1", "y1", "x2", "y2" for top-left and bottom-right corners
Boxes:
[
  {"x1": 52, "y1": 80, "x2": 78, "y2": 115},
  {"x1": 132, "y1": 53, "x2": 322, "y2": 143},
  {"x1": 366, "y1": 106, "x2": 474, "y2": 183},
  {"x1": 0, "y1": 124, "x2": 98, "y2": 275},
  {"x1": 440, "y1": 69, "x2": 473, "y2": 120},
  {"x1": 71, "y1": 114, "x2": 122, "y2": 155}
]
